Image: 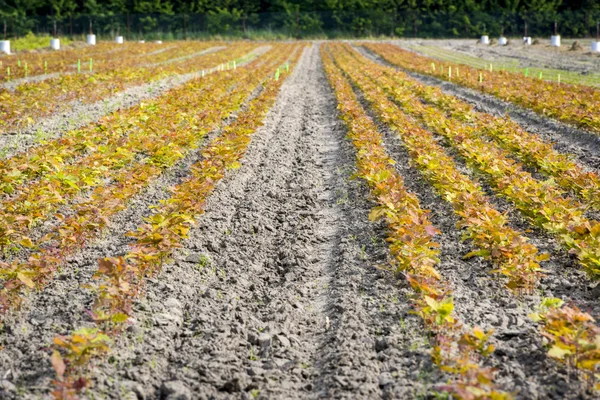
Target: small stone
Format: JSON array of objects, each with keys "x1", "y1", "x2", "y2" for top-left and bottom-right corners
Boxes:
[
  {"x1": 247, "y1": 331, "x2": 258, "y2": 345},
  {"x1": 120, "y1": 380, "x2": 146, "y2": 400},
  {"x1": 160, "y1": 380, "x2": 191, "y2": 400},
  {"x1": 207, "y1": 241, "x2": 219, "y2": 252},
  {"x1": 273, "y1": 357, "x2": 291, "y2": 368},
  {"x1": 126, "y1": 324, "x2": 141, "y2": 335},
  {"x1": 486, "y1": 314, "x2": 500, "y2": 326},
  {"x1": 498, "y1": 330, "x2": 525, "y2": 340},
  {"x1": 375, "y1": 338, "x2": 388, "y2": 352},
  {"x1": 164, "y1": 298, "x2": 182, "y2": 309},
  {"x1": 231, "y1": 324, "x2": 244, "y2": 334},
  {"x1": 154, "y1": 313, "x2": 183, "y2": 327},
  {"x1": 280, "y1": 380, "x2": 294, "y2": 390},
  {"x1": 247, "y1": 367, "x2": 264, "y2": 376},
  {"x1": 0, "y1": 380, "x2": 16, "y2": 393},
  {"x1": 221, "y1": 376, "x2": 246, "y2": 393},
  {"x1": 333, "y1": 375, "x2": 348, "y2": 387},
  {"x1": 275, "y1": 334, "x2": 291, "y2": 348},
  {"x1": 258, "y1": 333, "x2": 271, "y2": 348},
  {"x1": 379, "y1": 373, "x2": 393, "y2": 387}
]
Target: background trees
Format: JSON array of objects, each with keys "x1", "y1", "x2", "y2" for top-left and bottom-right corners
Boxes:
[{"x1": 0, "y1": 0, "x2": 599, "y2": 38}]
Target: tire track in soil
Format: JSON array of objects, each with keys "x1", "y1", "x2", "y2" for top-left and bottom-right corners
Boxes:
[
  {"x1": 76, "y1": 44, "x2": 436, "y2": 400},
  {"x1": 348, "y1": 65, "x2": 594, "y2": 398},
  {"x1": 355, "y1": 44, "x2": 600, "y2": 172}
]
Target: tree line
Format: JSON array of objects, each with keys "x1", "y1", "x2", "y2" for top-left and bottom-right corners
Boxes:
[{"x1": 1, "y1": 0, "x2": 600, "y2": 39}]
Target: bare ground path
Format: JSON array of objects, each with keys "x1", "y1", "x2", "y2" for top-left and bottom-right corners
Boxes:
[{"x1": 66, "y1": 44, "x2": 433, "y2": 400}]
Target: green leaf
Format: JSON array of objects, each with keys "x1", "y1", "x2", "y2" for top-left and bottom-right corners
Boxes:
[
  {"x1": 463, "y1": 249, "x2": 491, "y2": 259},
  {"x1": 111, "y1": 313, "x2": 129, "y2": 324}
]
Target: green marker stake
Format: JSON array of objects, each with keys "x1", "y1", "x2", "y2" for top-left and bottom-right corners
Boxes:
[
  {"x1": 275, "y1": 68, "x2": 280, "y2": 81},
  {"x1": 44, "y1": 60, "x2": 48, "y2": 73},
  {"x1": 89, "y1": 58, "x2": 93, "y2": 72},
  {"x1": 77, "y1": 59, "x2": 81, "y2": 73},
  {"x1": 201, "y1": 69, "x2": 205, "y2": 77},
  {"x1": 479, "y1": 72, "x2": 483, "y2": 83},
  {"x1": 431, "y1": 62, "x2": 435, "y2": 72},
  {"x1": 558, "y1": 74, "x2": 561, "y2": 84},
  {"x1": 525, "y1": 68, "x2": 529, "y2": 77},
  {"x1": 233, "y1": 60, "x2": 236, "y2": 70},
  {"x1": 448, "y1": 66, "x2": 451, "y2": 79},
  {"x1": 17, "y1": 59, "x2": 20, "y2": 68},
  {"x1": 6, "y1": 67, "x2": 10, "y2": 81},
  {"x1": 539, "y1": 71, "x2": 542, "y2": 79},
  {"x1": 286, "y1": 62, "x2": 289, "y2": 72},
  {"x1": 490, "y1": 64, "x2": 493, "y2": 72},
  {"x1": 456, "y1": 66, "x2": 459, "y2": 77}
]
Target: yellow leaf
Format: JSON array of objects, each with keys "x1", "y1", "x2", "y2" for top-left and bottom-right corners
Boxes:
[
  {"x1": 17, "y1": 272, "x2": 35, "y2": 289},
  {"x1": 548, "y1": 345, "x2": 572, "y2": 360},
  {"x1": 19, "y1": 237, "x2": 34, "y2": 248}
]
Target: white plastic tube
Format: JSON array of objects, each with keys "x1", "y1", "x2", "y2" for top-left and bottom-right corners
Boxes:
[
  {"x1": 50, "y1": 38, "x2": 60, "y2": 50},
  {"x1": 523, "y1": 37, "x2": 532, "y2": 45},
  {"x1": 480, "y1": 35, "x2": 489, "y2": 45},
  {"x1": 115, "y1": 36, "x2": 124, "y2": 44},
  {"x1": 498, "y1": 37, "x2": 507, "y2": 45},
  {"x1": 551, "y1": 35, "x2": 561, "y2": 47},
  {"x1": 87, "y1": 34, "x2": 96, "y2": 45},
  {"x1": 592, "y1": 41, "x2": 600, "y2": 52},
  {"x1": 155, "y1": 40, "x2": 162, "y2": 44},
  {"x1": 0, "y1": 40, "x2": 10, "y2": 54}
]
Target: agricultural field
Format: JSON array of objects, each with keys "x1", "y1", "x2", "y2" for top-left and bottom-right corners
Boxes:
[
  {"x1": 395, "y1": 38, "x2": 600, "y2": 86},
  {"x1": 0, "y1": 39, "x2": 600, "y2": 400}
]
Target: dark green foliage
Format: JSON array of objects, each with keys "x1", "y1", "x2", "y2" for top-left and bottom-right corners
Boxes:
[{"x1": 0, "y1": 0, "x2": 599, "y2": 38}]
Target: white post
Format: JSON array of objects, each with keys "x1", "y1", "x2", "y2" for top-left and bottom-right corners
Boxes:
[
  {"x1": 87, "y1": 34, "x2": 96, "y2": 45},
  {"x1": 139, "y1": 40, "x2": 145, "y2": 43},
  {"x1": 498, "y1": 37, "x2": 507, "y2": 45},
  {"x1": 551, "y1": 35, "x2": 561, "y2": 47},
  {"x1": 115, "y1": 36, "x2": 124, "y2": 44},
  {"x1": 480, "y1": 35, "x2": 489, "y2": 45},
  {"x1": 592, "y1": 41, "x2": 600, "y2": 52},
  {"x1": 155, "y1": 40, "x2": 162, "y2": 44},
  {"x1": 0, "y1": 40, "x2": 10, "y2": 55},
  {"x1": 50, "y1": 38, "x2": 60, "y2": 50},
  {"x1": 523, "y1": 37, "x2": 532, "y2": 45}
]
